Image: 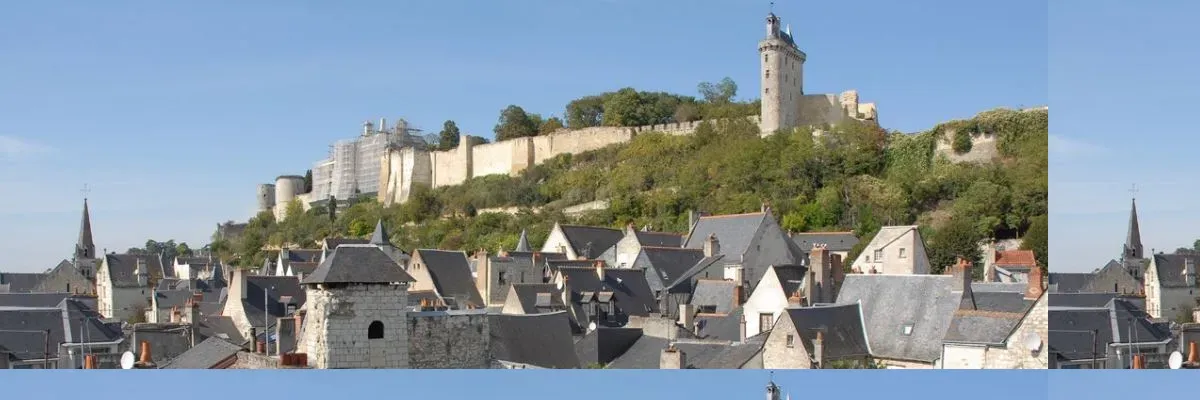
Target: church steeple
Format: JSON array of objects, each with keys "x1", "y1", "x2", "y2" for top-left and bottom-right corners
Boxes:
[
  {"x1": 1124, "y1": 197, "x2": 1143, "y2": 260},
  {"x1": 514, "y1": 229, "x2": 531, "y2": 252},
  {"x1": 75, "y1": 198, "x2": 96, "y2": 260}
]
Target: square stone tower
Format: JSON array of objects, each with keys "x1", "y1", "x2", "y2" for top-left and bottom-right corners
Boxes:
[
  {"x1": 759, "y1": 12, "x2": 807, "y2": 134},
  {"x1": 299, "y1": 244, "x2": 416, "y2": 369}
]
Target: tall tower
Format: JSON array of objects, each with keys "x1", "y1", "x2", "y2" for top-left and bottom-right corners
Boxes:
[
  {"x1": 1124, "y1": 197, "x2": 1144, "y2": 260},
  {"x1": 759, "y1": 12, "x2": 806, "y2": 134},
  {"x1": 765, "y1": 375, "x2": 782, "y2": 400},
  {"x1": 75, "y1": 198, "x2": 96, "y2": 261}
]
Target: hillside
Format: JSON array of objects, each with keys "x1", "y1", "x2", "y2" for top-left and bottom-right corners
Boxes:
[{"x1": 214, "y1": 107, "x2": 1048, "y2": 274}]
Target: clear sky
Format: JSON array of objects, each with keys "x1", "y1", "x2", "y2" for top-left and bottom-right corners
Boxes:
[
  {"x1": 1049, "y1": 0, "x2": 1200, "y2": 272},
  {"x1": 1, "y1": 369, "x2": 1047, "y2": 398},
  {"x1": 0, "y1": 0, "x2": 1046, "y2": 272}
]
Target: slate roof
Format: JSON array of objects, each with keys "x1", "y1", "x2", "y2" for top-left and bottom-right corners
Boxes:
[
  {"x1": 781, "y1": 303, "x2": 871, "y2": 360},
  {"x1": 690, "y1": 279, "x2": 738, "y2": 314},
  {"x1": 769, "y1": 265, "x2": 809, "y2": 298},
  {"x1": 302, "y1": 245, "x2": 414, "y2": 285},
  {"x1": 1151, "y1": 253, "x2": 1200, "y2": 288},
  {"x1": 1109, "y1": 298, "x2": 1171, "y2": 344},
  {"x1": 288, "y1": 262, "x2": 319, "y2": 277},
  {"x1": 664, "y1": 255, "x2": 726, "y2": 290},
  {"x1": 515, "y1": 230, "x2": 532, "y2": 252},
  {"x1": 162, "y1": 336, "x2": 243, "y2": 369},
  {"x1": 835, "y1": 274, "x2": 963, "y2": 363},
  {"x1": 605, "y1": 333, "x2": 767, "y2": 369},
  {"x1": 322, "y1": 237, "x2": 370, "y2": 250},
  {"x1": 684, "y1": 213, "x2": 768, "y2": 259},
  {"x1": 0, "y1": 292, "x2": 79, "y2": 308},
  {"x1": 0, "y1": 272, "x2": 48, "y2": 293},
  {"x1": 971, "y1": 282, "x2": 1027, "y2": 293},
  {"x1": 791, "y1": 231, "x2": 859, "y2": 253},
  {"x1": 1048, "y1": 308, "x2": 1113, "y2": 361},
  {"x1": 101, "y1": 253, "x2": 164, "y2": 288},
  {"x1": 1049, "y1": 292, "x2": 1119, "y2": 308},
  {"x1": 412, "y1": 249, "x2": 484, "y2": 308},
  {"x1": 558, "y1": 225, "x2": 624, "y2": 258},
  {"x1": 634, "y1": 231, "x2": 683, "y2": 248},
  {"x1": 282, "y1": 249, "x2": 323, "y2": 263},
  {"x1": 1047, "y1": 272, "x2": 1094, "y2": 293},
  {"x1": 196, "y1": 315, "x2": 245, "y2": 344},
  {"x1": 0, "y1": 299, "x2": 122, "y2": 362},
  {"x1": 369, "y1": 219, "x2": 392, "y2": 246},
  {"x1": 640, "y1": 247, "x2": 707, "y2": 293},
  {"x1": 559, "y1": 267, "x2": 659, "y2": 317},
  {"x1": 696, "y1": 306, "x2": 744, "y2": 341},
  {"x1": 508, "y1": 284, "x2": 566, "y2": 314},
  {"x1": 574, "y1": 327, "x2": 644, "y2": 366},
  {"x1": 944, "y1": 290, "x2": 1038, "y2": 345},
  {"x1": 486, "y1": 252, "x2": 551, "y2": 304},
  {"x1": 489, "y1": 312, "x2": 580, "y2": 369},
  {"x1": 242, "y1": 276, "x2": 306, "y2": 329}
]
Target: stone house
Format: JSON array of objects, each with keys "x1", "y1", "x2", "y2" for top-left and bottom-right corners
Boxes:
[
  {"x1": 790, "y1": 231, "x2": 858, "y2": 264},
  {"x1": 474, "y1": 249, "x2": 566, "y2": 308},
  {"x1": 742, "y1": 264, "x2": 808, "y2": 338},
  {"x1": 222, "y1": 268, "x2": 306, "y2": 341},
  {"x1": 95, "y1": 253, "x2": 166, "y2": 321},
  {"x1": 298, "y1": 244, "x2": 416, "y2": 369},
  {"x1": 1048, "y1": 260, "x2": 1142, "y2": 294},
  {"x1": 500, "y1": 283, "x2": 567, "y2": 315},
  {"x1": 762, "y1": 303, "x2": 871, "y2": 369},
  {"x1": 682, "y1": 206, "x2": 806, "y2": 293},
  {"x1": 848, "y1": 225, "x2": 931, "y2": 275},
  {"x1": 541, "y1": 223, "x2": 624, "y2": 260},
  {"x1": 409, "y1": 249, "x2": 485, "y2": 309},
  {"x1": 1143, "y1": 253, "x2": 1200, "y2": 320},
  {"x1": 600, "y1": 224, "x2": 683, "y2": 268},
  {"x1": 31, "y1": 260, "x2": 94, "y2": 295},
  {"x1": 941, "y1": 268, "x2": 1048, "y2": 369}
]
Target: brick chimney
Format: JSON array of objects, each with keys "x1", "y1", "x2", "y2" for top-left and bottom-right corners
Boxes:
[
  {"x1": 1025, "y1": 266, "x2": 1045, "y2": 300},
  {"x1": 951, "y1": 258, "x2": 973, "y2": 293},
  {"x1": 704, "y1": 234, "x2": 720, "y2": 257},
  {"x1": 733, "y1": 284, "x2": 744, "y2": 306},
  {"x1": 1189, "y1": 342, "x2": 1198, "y2": 364},
  {"x1": 809, "y1": 244, "x2": 830, "y2": 304},
  {"x1": 788, "y1": 288, "x2": 803, "y2": 306},
  {"x1": 660, "y1": 345, "x2": 686, "y2": 369},
  {"x1": 831, "y1": 254, "x2": 845, "y2": 286},
  {"x1": 136, "y1": 340, "x2": 155, "y2": 368}
]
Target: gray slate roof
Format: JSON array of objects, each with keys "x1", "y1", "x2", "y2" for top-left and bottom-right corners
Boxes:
[
  {"x1": 791, "y1": 232, "x2": 859, "y2": 253},
  {"x1": 323, "y1": 237, "x2": 370, "y2": 250},
  {"x1": 1048, "y1": 272, "x2": 1094, "y2": 293},
  {"x1": 412, "y1": 249, "x2": 484, "y2": 308},
  {"x1": 0, "y1": 292, "x2": 79, "y2": 308},
  {"x1": 0, "y1": 299, "x2": 122, "y2": 362},
  {"x1": 101, "y1": 253, "x2": 164, "y2": 287},
  {"x1": 242, "y1": 276, "x2": 306, "y2": 329},
  {"x1": 302, "y1": 245, "x2": 414, "y2": 285},
  {"x1": 489, "y1": 312, "x2": 580, "y2": 369},
  {"x1": 640, "y1": 247, "x2": 706, "y2": 293},
  {"x1": 508, "y1": 284, "x2": 566, "y2": 314},
  {"x1": 1049, "y1": 292, "x2": 1118, "y2": 308},
  {"x1": 162, "y1": 336, "x2": 243, "y2": 369},
  {"x1": 781, "y1": 303, "x2": 871, "y2": 360},
  {"x1": 695, "y1": 307, "x2": 743, "y2": 340},
  {"x1": 683, "y1": 213, "x2": 768, "y2": 259},
  {"x1": 515, "y1": 230, "x2": 532, "y2": 252},
  {"x1": 1048, "y1": 307, "x2": 1111, "y2": 361},
  {"x1": 0, "y1": 272, "x2": 48, "y2": 293},
  {"x1": 605, "y1": 334, "x2": 767, "y2": 369},
  {"x1": 559, "y1": 267, "x2": 659, "y2": 317},
  {"x1": 574, "y1": 327, "x2": 644, "y2": 366},
  {"x1": 944, "y1": 290, "x2": 1038, "y2": 345},
  {"x1": 835, "y1": 274, "x2": 963, "y2": 363},
  {"x1": 559, "y1": 225, "x2": 624, "y2": 258},
  {"x1": 690, "y1": 279, "x2": 737, "y2": 314},
  {"x1": 769, "y1": 265, "x2": 809, "y2": 297},
  {"x1": 634, "y1": 231, "x2": 683, "y2": 248},
  {"x1": 1151, "y1": 253, "x2": 1200, "y2": 288}
]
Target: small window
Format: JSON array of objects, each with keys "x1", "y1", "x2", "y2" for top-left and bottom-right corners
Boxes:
[
  {"x1": 498, "y1": 271, "x2": 508, "y2": 286},
  {"x1": 764, "y1": 54, "x2": 769, "y2": 62},
  {"x1": 765, "y1": 70, "x2": 770, "y2": 78},
  {"x1": 785, "y1": 334, "x2": 794, "y2": 348},
  {"x1": 899, "y1": 248, "x2": 907, "y2": 259},
  {"x1": 902, "y1": 324, "x2": 914, "y2": 336},
  {"x1": 368, "y1": 320, "x2": 384, "y2": 339},
  {"x1": 874, "y1": 250, "x2": 883, "y2": 261},
  {"x1": 765, "y1": 88, "x2": 770, "y2": 94}
]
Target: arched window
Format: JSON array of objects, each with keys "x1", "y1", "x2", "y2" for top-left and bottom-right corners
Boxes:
[{"x1": 368, "y1": 321, "x2": 384, "y2": 339}]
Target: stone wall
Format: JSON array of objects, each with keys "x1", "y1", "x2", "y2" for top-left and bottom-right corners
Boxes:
[
  {"x1": 982, "y1": 294, "x2": 1049, "y2": 369},
  {"x1": 471, "y1": 140, "x2": 516, "y2": 178},
  {"x1": 406, "y1": 309, "x2": 490, "y2": 369},
  {"x1": 300, "y1": 283, "x2": 410, "y2": 369},
  {"x1": 934, "y1": 130, "x2": 998, "y2": 164}
]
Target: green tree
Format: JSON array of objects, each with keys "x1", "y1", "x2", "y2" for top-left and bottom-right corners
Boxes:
[
  {"x1": 697, "y1": 77, "x2": 738, "y2": 104},
  {"x1": 327, "y1": 196, "x2": 338, "y2": 223},
  {"x1": 539, "y1": 116, "x2": 565, "y2": 134},
  {"x1": 438, "y1": 120, "x2": 461, "y2": 150},
  {"x1": 565, "y1": 95, "x2": 605, "y2": 128},
  {"x1": 175, "y1": 242, "x2": 193, "y2": 258},
  {"x1": 303, "y1": 169, "x2": 313, "y2": 193},
  {"x1": 927, "y1": 215, "x2": 983, "y2": 276},
  {"x1": 1021, "y1": 214, "x2": 1048, "y2": 268},
  {"x1": 494, "y1": 105, "x2": 538, "y2": 140}
]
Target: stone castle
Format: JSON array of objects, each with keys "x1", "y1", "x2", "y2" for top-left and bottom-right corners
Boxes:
[{"x1": 259, "y1": 11, "x2": 880, "y2": 215}]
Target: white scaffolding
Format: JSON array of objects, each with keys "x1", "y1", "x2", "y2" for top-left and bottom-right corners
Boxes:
[{"x1": 308, "y1": 119, "x2": 429, "y2": 203}]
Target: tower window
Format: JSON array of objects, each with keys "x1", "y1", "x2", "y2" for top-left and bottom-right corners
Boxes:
[
  {"x1": 368, "y1": 320, "x2": 384, "y2": 339},
  {"x1": 764, "y1": 54, "x2": 769, "y2": 62},
  {"x1": 765, "y1": 70, "x2": 770, "y2": 78},
  {"x1": 765, "y1": 88, "x2": 770, "y2": 94}
]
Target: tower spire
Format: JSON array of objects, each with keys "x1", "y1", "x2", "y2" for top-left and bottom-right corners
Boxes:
[
  {"x1": 76, "y1": 193, "x2": 96, "y2": 260},
  {"x1": 1124, "y1": 185, "x2": 1143, "y2": 260},
  {"x1": 515, "y1": 229, "x2": 531, "y2": 252}
]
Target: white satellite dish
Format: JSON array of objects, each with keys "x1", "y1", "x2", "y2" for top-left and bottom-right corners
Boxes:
[
  {"x1": 1023, "y1": 332, "x2": 1042, "y2": 352},
  {"x1": 120, "y1": 351, "x2": 135, "y2": 370},
  {"x1": 1169, "y1": 351, "x2": 1184, "y2": 370},
  {"x1": 587, "y1": 322, "x2": 597, "y2": 332}
]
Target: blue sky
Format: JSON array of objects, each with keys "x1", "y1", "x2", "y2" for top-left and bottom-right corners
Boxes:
[
  {"x1": 0, "y1": 0, "x2": 1046, "y2": 272},
  {"x1": 1049, "y1": 0, "x2": 1200, "y2": 272},
  {"x1": 1, "y1": 369, "x2": 1046, "y2": 398}
]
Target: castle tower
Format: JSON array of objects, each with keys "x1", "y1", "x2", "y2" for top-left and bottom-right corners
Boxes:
[
  {"x1": 759, "y1": 12, "x2": 806, "y2": 134},
  {"x1": 765, "y1": 375, "x2": 782, "y2": 400},
  {"x1": 299, "y1": 244, "x2": 416, "y2": 369},
  {"x1": 75, "y1": 198, "x2": 96, "y2": 261}
]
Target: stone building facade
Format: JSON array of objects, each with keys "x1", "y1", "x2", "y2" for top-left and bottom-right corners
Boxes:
[
  {"x1": 300, "y1": 283, "x2": 410, "y2": 369},
  {"x1": 406, "y1": 309, "x2": 490, "y2": 369}
]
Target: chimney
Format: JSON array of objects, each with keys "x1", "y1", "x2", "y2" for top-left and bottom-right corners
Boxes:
[
  {"x1": 138, "y1": 340, "x2": 153, "y2": 366},
  {"x1": 1186, "y1": 259, "x2": 1197, "y2": 287},
  {"x1": 249, "y1": 327, "x2": 257, "y2": 350},
  {"x1": 1189, "y1": 342, "x2": 1198, "y2": 364},
  {"x1": 679, "y1": 303, "x2": 695, "y2": 331},
  {"x1": 1132, "y1": 354, "x2": 1144, "y2": 369},
  {"x1": 660, "y1": 345, "x2": 686, "y2": 369},
  {"x1": 802, "y1": 269, "x2": 815, "y2": 306},
  {"x1": 594, "y1": 260, "x2": 604, "y2": 280},
  {"x1": 733, "y1": 284, "x2": 744, "y2": 306},
  {"x1": 809, "y1": 244, "x2": 830, "y2": 303},
  {"x1": 831, "y1": 254, "x2": 845, "y2": 285},
  {"x1": 1025, "y1": 266, "x2": 1045, "y2": 300},
  {"x1": 687, "y1": 209, "x2": 699, "y2": 231},
  {"x1": 257, "y1": 340, "x2": 267, "y2": 354},
  {"x1": 169, "y1": 306, "x2": 181, "y2": 323},
  {"x1": 704, "y1": 234, "x2": 720, "y2": 257},
  {"x1": 788, "y1": 288, "x2": 803, "y2": 306},
  {"x1": 738, "y1": 313, "x2": 747, "y2": 343},
  {"x1": 812, "y1": 331, "x2": 825, "y2": 369},
  {"x1": 136, "y1": 258, "x2": 149, "y2": 286},
  {"x1": 952, "y1": 258, "x2": 973, "y2": 293},
  {"x1": 275, "y1": 317, "x2": 295, "y2": 356},
  {"x1": 234, "y1": 267, "x2": 248, "y2": 300},
  {"x1": 294, "y1": 310, "x2": 305, "y2": 343}
]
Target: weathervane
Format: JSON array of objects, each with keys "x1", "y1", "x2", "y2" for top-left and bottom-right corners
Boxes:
[
  {"x1": 1129, "y1": 183, "x2": 1138, "y2": 200},
  {"x1": 81, "y1": 183, "x2": 90, "y2": 200},
  {"x1": 769, "y1": 1, "x2": 775, "y2": 13}
]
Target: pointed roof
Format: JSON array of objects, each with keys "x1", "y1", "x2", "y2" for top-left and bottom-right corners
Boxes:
[
  {"x1": 1125, "y1": 198, "x2": 1143, "y2": 259},
  {"x1": 369, "y1": 219, "x2": 390, "y2": 246},
  {"x1": 515, "y1": 230, "x2": 532, "y2": 252},
  {"x1": 76, "y1": 198, "x2": 95, "y2": 259}
]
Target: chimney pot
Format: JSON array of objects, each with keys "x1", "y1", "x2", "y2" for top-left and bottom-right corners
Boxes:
[
  {"x1": 1190, "y1": 342, "x2": 1199, "y2": 364},
  {"x1": 139, "y1": 340, "x2": 152, "y2": 364}
]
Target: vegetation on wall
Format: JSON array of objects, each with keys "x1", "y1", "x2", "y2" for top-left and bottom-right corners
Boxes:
[{"x1": 211, "y1": 106, "x2": 1047, "y2": 274}]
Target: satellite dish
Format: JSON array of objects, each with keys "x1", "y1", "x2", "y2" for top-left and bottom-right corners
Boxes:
[
  {"x1": 1169, "y1": 351, "x2": 1184, "y2": 370},
  {"x1": 120, "y1": 351, "x2": 135, "y2": 370},
  {"x1": 587, "y1": 322, "x2": 597, "y2": 332},
  {"x1": 1023, "y1": 332, "x2": 1042, "y2": 352}
]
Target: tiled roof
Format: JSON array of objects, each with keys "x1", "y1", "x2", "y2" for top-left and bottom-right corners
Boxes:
[
  {"x1": 683, "y1": 213, "x2": 768, "y2": 259},
  {"x1": 0, "y1": 272, "x2": 49, "y2": 293},
  {"x1": 995, "y1": 250, "x2": 1038, "y2": 267},
  {"x1": 101, "y1": 253, "x2": 165, "y2": 287},
  {"x1": 634, "y1": 231, "x2": 683, "y2": 248},
  {"x1": 1151, "y1": 253, "x2": 1200, "y2": 288},
  {"x1": 559, "y1": 267, "x2": 659, "y2": 318},
  {"x1": 690, "y1": 279, "x2": 738, "y2": 315},
  {"x1": 241, "y1": 276, "x2": 306, "y2": 329},
  {"x1": 640, "y1": 247, "x2": 706, "y2": 293},
  {"x1": 574, "y1": 327, "x2": 644, "y2": 366},
  {"x1": 508, "y1": 284, "x2": 565, "y2": 314}
]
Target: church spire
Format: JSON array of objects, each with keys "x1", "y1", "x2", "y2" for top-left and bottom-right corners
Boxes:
[
  {"x1": 76, "y1": 197, "x2": 95, "y2": 260},
  {"x1": 1124, "y1": 196, "x2": 1143, "y2": 260}
]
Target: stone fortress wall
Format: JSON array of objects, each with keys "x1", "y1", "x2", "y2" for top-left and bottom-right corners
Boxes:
[{"x1": 932, "y1": 106, "x2": 1047, "y2": 163}]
